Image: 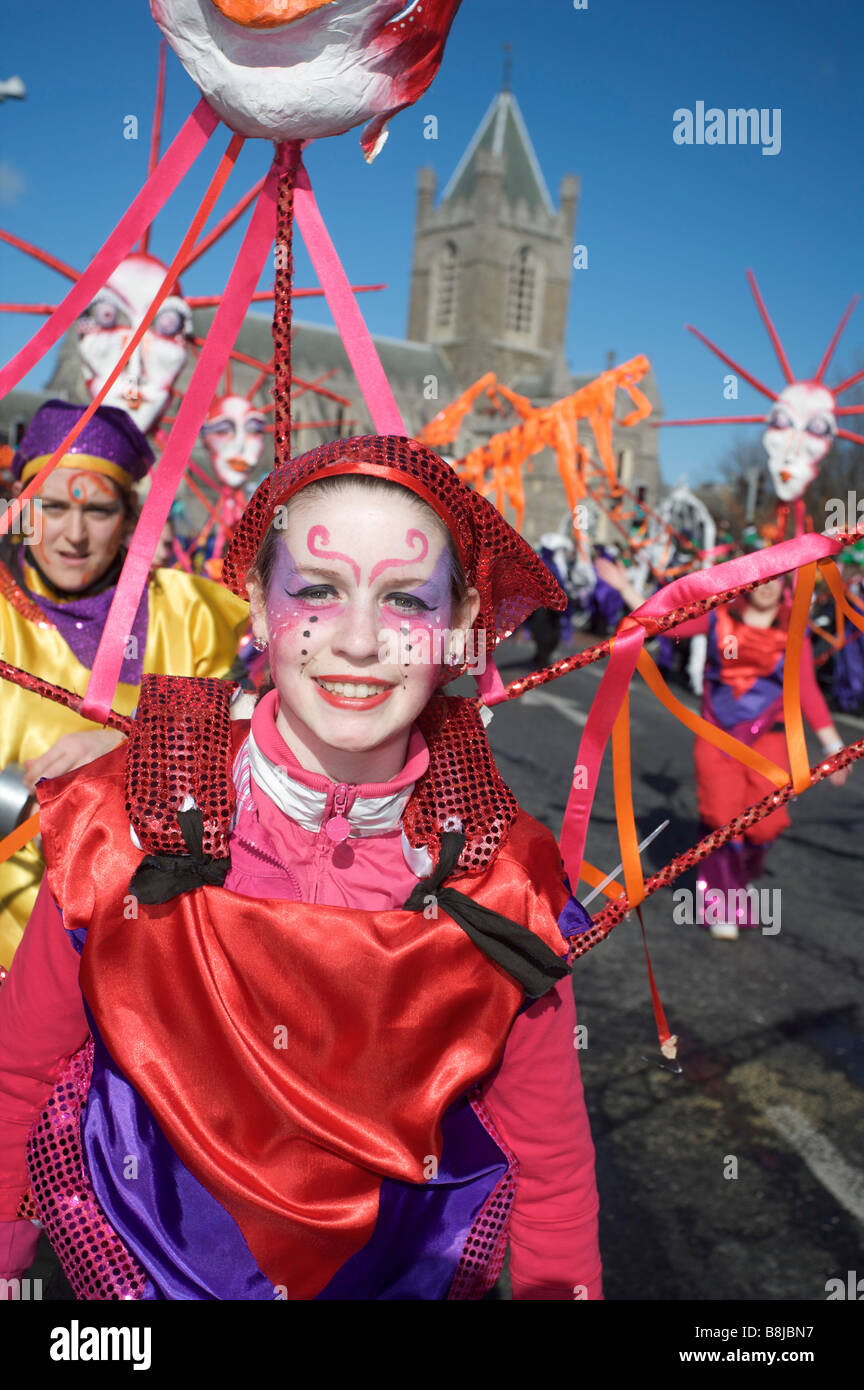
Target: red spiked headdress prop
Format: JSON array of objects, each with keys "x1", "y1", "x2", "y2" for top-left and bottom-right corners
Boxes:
[{"x1": 221, "y1": 433, "x2": 567, "y2": 667}]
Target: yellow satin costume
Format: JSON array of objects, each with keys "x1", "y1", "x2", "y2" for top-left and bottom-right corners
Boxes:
[{"x1": 0, "y1": 557, "x2": 249, "y2": 966}]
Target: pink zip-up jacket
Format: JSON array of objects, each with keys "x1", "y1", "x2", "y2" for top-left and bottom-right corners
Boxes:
[{"x1": 0, "y1": 690, "x2": 602, "y2": 1300}]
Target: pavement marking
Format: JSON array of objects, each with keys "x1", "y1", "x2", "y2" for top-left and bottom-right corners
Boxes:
[
  {"x1": 763, "y1": 1104, "x2": 864, "y2": 1226},
  {"x1": 521, "y1": 689, "x2": 588, "y2": 727}
]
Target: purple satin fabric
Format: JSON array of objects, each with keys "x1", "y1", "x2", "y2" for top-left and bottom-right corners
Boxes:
[
  {"x1": 590, "y1": 578, "x2": 625, "y2": 631},
  {"x1": 16, "y1": 549, "x2": 149, "y2": 684},
  {"x1": 833, "y1": 632, "x2": 864, "y2": 713},
  {"x1": 703, "y1": 618, "x2": 785, "y2": 741},
  {"x1": 81, "y1": 1005, "x2": 277, "y2": 1301},
  {"x1": 557, "y1": 894, "x2": 594, "y2": 938},
  {"x1": 655, "y1": 634, "x2": 677, "y2": 673},
  {"x1": 317, "y1": 1093, "x2": 507, "y2": 1300},
  {"x1": 77, "y1": 992, "x2": 509, "y2": 1301},
  {"x1": 540, "y1": 548, "x2": 573, "y2": 643}
]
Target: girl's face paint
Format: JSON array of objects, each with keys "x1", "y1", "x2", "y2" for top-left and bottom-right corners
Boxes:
[
  {"x1": 247, "y1": 488, "x2": 468, "y2": 781},
  {"x1": 25, "y1": 468, "x2": 128, "y2": 592}
]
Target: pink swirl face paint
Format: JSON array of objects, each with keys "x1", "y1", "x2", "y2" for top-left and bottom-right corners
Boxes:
[
  {"x1": 257, "y1": 487, "x2": 458, "y2": 781},
  {"x1": 306, "y1": 524, "x2": 362, "y2": 584},
  {"x1": 369, "y1": 528, "x2": 429, "y2": 582}
]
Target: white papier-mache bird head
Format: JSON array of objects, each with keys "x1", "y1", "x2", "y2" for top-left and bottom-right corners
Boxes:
[{"x1": 150, "y1": 0, "x2": 463, "y2": 160}]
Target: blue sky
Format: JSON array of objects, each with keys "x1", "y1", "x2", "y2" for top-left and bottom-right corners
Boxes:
[{"x1": 1, "y1": 0, "x2": 863, "y2": 485}]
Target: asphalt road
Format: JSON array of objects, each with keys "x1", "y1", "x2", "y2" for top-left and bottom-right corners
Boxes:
[{"x1": 485, "y1": 631, "x2": 864, "y2": 1303}]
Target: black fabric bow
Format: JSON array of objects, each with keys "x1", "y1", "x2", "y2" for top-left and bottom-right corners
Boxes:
[
  {"x1": 403, "y1": 832, "x2": 571, "y2": 998},
  {"x1": 129, "y1": 807, "x2": 231, "y2": 906}
]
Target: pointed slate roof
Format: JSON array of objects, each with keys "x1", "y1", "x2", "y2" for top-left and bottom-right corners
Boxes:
[{"x1": 441, "y1": 91, "x2": 555, "y2": 216}]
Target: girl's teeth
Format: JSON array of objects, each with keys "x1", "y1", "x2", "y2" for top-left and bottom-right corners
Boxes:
[{"x1": 318, "y1": 680, "x2": 386, "y2": 698}]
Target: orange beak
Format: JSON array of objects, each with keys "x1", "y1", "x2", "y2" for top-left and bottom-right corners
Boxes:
[{"x1": 209, "y1": 0, "x2": 336, "y2": 27}]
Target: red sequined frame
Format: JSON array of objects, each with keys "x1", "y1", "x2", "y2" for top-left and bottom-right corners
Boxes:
[
  {"x1": 24, "y1": 1039, "x2": 147, "y2": 1301},
  {"x1": 407, "y1": 693, "x2": 518, "y2": 873},
  {"x1": 125, "y1": 674, "x2": 238, "y2": 859},
  {"x1": 447, "y1": 1089, "x2": 519, "y2": 1301},
  {"x1": 125, "y1": 678, "x2": 518, "y2": 873},
  {"x1": 0, "y1": 556, "x2": 54, "y2": 627}
]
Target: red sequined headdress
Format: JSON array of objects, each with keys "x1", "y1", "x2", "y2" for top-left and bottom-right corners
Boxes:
[{"x1": 222, "y1": 434, "x2": 566, "y2": 672}]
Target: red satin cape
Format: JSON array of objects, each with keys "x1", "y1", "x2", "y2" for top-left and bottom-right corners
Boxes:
[
  {"x1": 37, "y1": 740, "x2": 569, "y2": 1299},
  {"x1": 714, "y1": 607, "x2": 789, "y2": 698}
]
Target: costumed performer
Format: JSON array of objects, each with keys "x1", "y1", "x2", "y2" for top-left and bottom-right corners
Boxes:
[
  {"x1": 0, "y1": 399, "x2": 250, "y2": 967},
  {"x1": 596, "y1": 555, "x2": 849, "y2": 940},
  {"x1": 0, "y1": 433, "x2": 602, "y2": 1301}
]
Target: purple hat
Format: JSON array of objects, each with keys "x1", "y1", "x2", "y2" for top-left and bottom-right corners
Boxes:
[{"x1": 11, "y1": 399, "x2": 155, "y2": 487}]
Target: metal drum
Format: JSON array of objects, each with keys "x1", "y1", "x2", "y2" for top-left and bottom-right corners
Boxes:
[{"x1": 0, "y1": 763, "x2": 32, "y2": 839}]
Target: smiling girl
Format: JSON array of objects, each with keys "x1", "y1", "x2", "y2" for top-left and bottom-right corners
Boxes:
[{"x1": 0, "y1": 435, "x2": 602, "y2": 1301}]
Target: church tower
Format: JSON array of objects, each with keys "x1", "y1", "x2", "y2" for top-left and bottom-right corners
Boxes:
[{"x1": 407, "y1": 88, "x2": 580, "y2": 391}]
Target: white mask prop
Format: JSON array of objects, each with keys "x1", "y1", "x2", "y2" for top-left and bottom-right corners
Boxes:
[
  {"x1": 201, "y1": 393, "x2": 268, "y2": 488},
  {"x1": 762, "y1": 382, "x2": 836, "y2": 503},
  {"x1": 661, "y1": 270, "x2": 864, "y2": 516},
  {"x1": 76, "y1": 253, "x2": 192, "y2": 435}
]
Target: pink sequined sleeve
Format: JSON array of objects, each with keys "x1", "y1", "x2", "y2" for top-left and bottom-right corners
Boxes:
[
  {"x1": 0, "y1": 879, "x2": 88, "y2": 1279},
  {"x1": 481, "y1": 977, "x2": 603, "y2": 1301}
]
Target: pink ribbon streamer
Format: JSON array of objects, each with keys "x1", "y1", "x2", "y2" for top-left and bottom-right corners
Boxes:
[
  {"x1": 559, "y1": 621, "x2": 645, "y2": 889},
  {"x1": 0, "y1": 100, "x2": 218, "y2": 399},
  {"x1": 558, "y1": 529, "x2": 844, "y2": 890},
  {"x1": 79, "y1": 158, "x2": 281, "y2": 723},
  {"x1": 292, "y1": 160, "x2": 405, "y2": 436},
  {"x1": 292, "y1": 157, "x2": 511, "y2": 701}
]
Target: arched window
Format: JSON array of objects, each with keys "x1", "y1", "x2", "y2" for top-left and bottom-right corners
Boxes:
[
  {"x1": 433, "y1": 242, "x2": 459, "y2": 333},
  {"x1": 506, "y1": 246, "x2": 537, "y2": 335}
]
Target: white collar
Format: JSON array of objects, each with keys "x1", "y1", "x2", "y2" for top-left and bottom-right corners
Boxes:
[{"x1": 245, "y1": 728, "x2": 422, "y2": 842}]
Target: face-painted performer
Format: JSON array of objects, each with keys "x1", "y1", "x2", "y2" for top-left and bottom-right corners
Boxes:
[
  {"x1": 0, "y1": 400, "x2": 249, "y2": 967},
  {"x1": 598, "y1": 552, "x2": 849, "y2": 940},
  {"x1": 76, "y1": 252, "x2": 192, "y2": 435},
  {"x1": 0, "y1": 434, "x2": 604, "y2": 1304}
]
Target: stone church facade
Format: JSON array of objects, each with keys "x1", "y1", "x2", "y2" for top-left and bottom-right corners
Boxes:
[{"x1": 3, "y1": 88, "x2": 663, "y2": 543}]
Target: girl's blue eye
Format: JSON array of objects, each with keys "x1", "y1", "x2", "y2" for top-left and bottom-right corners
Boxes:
[
  {"x1": 386, "y1": 594, "x2": 432, "y2": 612},
  {"x1": 289, "y1": 585, "x2": 336, "y2": 601}
]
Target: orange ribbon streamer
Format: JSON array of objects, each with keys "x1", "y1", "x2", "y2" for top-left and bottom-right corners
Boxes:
[
  {"x1": 819, "y1": 558, "x2": 864, "y2": 636},
  {"x1": 0, "y1": 812, "x2": 41, "y2": 867},
  {"x1": 634, "y1": 648, "x2": 788, "y2": 789},
  {"x1": 783, "y1": 562, "x2": 815, "y2": 795},
  {"x1": 611, "y1": 687, "x2": 645, "y2": 909},
  {"x1": 578, "y1": 858, "x2": 625, "y2": 901}
]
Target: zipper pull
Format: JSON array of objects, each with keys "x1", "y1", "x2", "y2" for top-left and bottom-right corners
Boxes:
[{"x1": 325, "y1": 784, "x2": 352, "y2": 844}]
